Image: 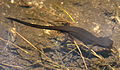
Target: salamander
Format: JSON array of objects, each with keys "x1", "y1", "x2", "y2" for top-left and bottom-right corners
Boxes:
[{"x1": 7, "y1": 17, "x2": 113, "y2": 48}]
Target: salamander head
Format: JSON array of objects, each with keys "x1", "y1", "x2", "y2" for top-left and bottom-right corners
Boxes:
[{"x1": 96, "y1": 37, "x2": 113, "y2": 48}]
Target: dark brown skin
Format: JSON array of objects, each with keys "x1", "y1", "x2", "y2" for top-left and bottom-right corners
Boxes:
[{"x1": 6, "y1": 17, "x2": 113, "y2": 48}]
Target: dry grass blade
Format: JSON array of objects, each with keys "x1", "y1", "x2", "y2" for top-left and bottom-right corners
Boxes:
[
  {"x1": 11, "y1": 29, "x2": 38, "y2": 50},
  {"x1": 27, "y1": 60, "x2": 60, "y2": 70},
  {"x1": 90, "y1": 50, "x2": 104, "y2": 60},
  {"x1": 1, "y1": 63, "x2": 22, "y2": 69},
  {"x1": 43, "y1": 5, "x2": 72, "y2": 24},
  {"x1": 108, "y1": 65, "x2": 115, "y2": 70},
  {"x1": 74, "y1": 41, "x2": 88, "y2": 70},
  {"x1": 73, "y1": 41, "x2": 88, "y2": 70},
  {"x1": 55, "y1": 4, "x2": 76, "y2": 23},
  {"x1": 62, "y1": 46, "x2": 77, "y2": 59},
  {"x1": 0, "y1": 37, "x2": 29, "y2": 54}
]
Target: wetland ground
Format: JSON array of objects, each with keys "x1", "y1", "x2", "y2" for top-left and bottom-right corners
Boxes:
[{"x1": 0, "y1": 0, "x2": 120, "y2": 70}]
